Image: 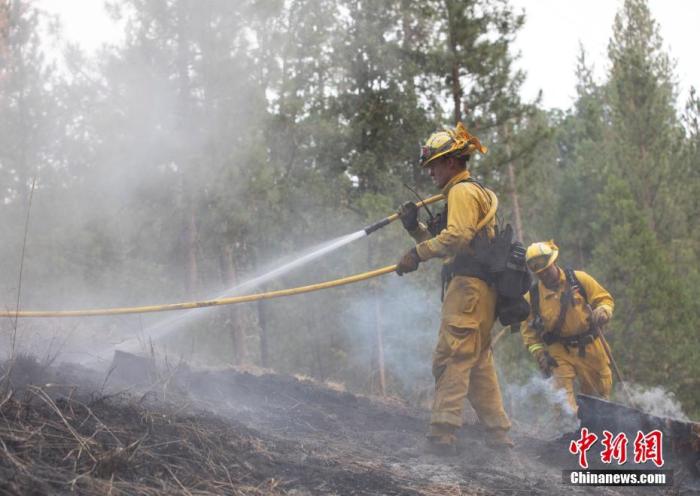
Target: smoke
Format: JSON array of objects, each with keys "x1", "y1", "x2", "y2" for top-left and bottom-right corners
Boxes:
[
  {"x1": 624, "y1": 383, "x2": 689, "y2": 421},
  {"x1": 504, "y1": 374, "x2": 579, "y2": 436},
  {"x1": 342, "y1": 274, "x2": 438, "y2": 396}
]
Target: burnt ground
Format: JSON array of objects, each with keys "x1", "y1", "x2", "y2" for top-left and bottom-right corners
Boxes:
[{"x1": 0, "y1": 354, "x2": 697, "y2": 495}]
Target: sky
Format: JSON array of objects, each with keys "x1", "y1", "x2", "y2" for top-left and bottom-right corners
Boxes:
[
  {"x1": 36, "y1": 0, "x2": 699, "y2": 111},
  {"x1": 509, "y1": 0, "x2": 700, "y2": 108}
]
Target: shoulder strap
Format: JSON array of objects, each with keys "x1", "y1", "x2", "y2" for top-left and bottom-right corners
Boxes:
[
  {"x1": 530, "y1": 269, "x2": 586, "y2": 338},
  {"x1": 455, "y1": 177, "x2": 497, "y2": 231},
  {"x1": 550, "y1": 267, "x2": 588, "y2": 338},
  {"x1": 550, "y1": 286, "x2": 572, "y2": 339},
  {"x1": 565, "y1": 267, "x2": 588, "y2": 303},
  {"x1": 460, "y1": 177, "x2": 487, "y2": 195},
  {"x1": 529, "y1": 282, "x2": 540, "y2": 317}
]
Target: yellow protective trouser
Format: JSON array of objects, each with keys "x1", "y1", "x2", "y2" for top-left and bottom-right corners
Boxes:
[
  {"x1": 547, "y1": 338, "x2": 613, "y2": 413},
  {"x1": 430, "y1": 275, "x2": 511, "y2": 434}
]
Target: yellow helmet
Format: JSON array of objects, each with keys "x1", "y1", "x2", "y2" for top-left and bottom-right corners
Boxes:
[
  {"x1": 419, "y1": 122, "x2": 488, "y2": 167},
  {"x1": 525, "y1": 240, "x2": 559, "y2": 273}
]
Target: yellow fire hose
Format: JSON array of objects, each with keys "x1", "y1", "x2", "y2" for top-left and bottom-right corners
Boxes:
[
  {"x1": 0, "y1": 265, "x2": 399, "y2": 318},
  {"x1": 1, "y1": 190, "x2": 496, "y2": 319}
]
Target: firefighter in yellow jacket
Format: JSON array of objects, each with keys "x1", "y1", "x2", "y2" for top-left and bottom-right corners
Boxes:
[
  {"x1": 521, "y1": 240, "x2": 614, "y2": 414},
  {"x1": 395, "y1": 123, "x2": 512, "y2": 452}
]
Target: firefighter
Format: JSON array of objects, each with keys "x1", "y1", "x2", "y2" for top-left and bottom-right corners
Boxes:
[
  {"x1": 396, "y1": 122, "x2": 513, "y2": 453},
  {"x1": 521, "y1": 240, "x2": 614, "y2": 414}
]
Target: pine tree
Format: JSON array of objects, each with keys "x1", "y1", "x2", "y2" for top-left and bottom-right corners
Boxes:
[
  {"x1": 607, "y1": 0, "x2": 677, "y2": 235},
  {"x1": 0, "y1": 1, "x2": 58, "y2": 207},
  {"x1": 592, "y1": 0, "x2": 699, "y2": 412},
  {"x1": 0, "y1": 1, "x2": 68, "y2": 308}
]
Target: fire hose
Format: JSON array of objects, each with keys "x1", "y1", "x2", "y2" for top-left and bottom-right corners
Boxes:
[
  {"x1": 0, "y1": 265, "x2": 399, "y2": 318},
  {"x1": 5, "y1": 193, "x2": 485, "y2": 319}
]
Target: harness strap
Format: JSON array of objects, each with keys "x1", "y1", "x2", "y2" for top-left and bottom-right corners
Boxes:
[
  {"x1": 558, "y1": 328, "x2": 597, "y2": 357},
  {"x1": 530, "y1": 267, "x2": 594, "y2": 355}
]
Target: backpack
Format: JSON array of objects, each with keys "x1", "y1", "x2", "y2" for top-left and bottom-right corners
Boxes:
[{"x1": 430, "y1": 179, "x2": 532, "y2": 326}]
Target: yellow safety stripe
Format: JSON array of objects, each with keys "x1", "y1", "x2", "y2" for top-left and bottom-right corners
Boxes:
[{"x1": 528, "y1": 343, "x2": 544, "y2": 354}]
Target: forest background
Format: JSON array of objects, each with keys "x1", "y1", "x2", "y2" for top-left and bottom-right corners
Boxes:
[{"x1": 1, "y1": 0, "x2": 698, "y2": 417}]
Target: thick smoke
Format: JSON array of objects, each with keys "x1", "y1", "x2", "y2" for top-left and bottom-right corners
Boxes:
[
  {"x1": 624, "y1": 383, "x2": 689, "y2": 421},
  {"x1": 504, "y1": 374, "x2": 579, "y2": 436}
]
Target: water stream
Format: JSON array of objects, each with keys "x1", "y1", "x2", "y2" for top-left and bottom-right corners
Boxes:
[{"x1": 84, "y1": 229, "x2": 368, "y2": 363}]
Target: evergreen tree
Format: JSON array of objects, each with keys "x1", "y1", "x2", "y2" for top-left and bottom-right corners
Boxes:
[
  {"x1": 0, "y1": 1, "x2": 69, "y2": 309},
  {"x1": 0, "y1": 1, "x2": 56, "y2": 207},
  {"x1": 592, "y1": 0, "x2": 698, "y2": 412},
  {"x1": 607, "y1": 0, "x2": 678, "y2": 235}
]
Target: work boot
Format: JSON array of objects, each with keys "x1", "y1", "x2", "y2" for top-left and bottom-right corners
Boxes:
[
  {"x1": 485, "y1": 429, "x2": 514, "y2": 449},
  {"x1": 424, "y1": 434, "x2": 458, "y2": 456},
  {"x1": 425, "y1": 424, "x2": 458, "y2": 456}
]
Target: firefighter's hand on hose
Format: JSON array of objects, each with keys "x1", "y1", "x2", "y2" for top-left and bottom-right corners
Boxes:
[
  {"x1": 591, "y1": 306, "x2": 611, "y2": 328},
  {"x1": 398, "y1": 201, "x2": 419, "y2": 232},
  {"x1": 532, "y1": 348, "x2": 558, "y2": 378},
  {"x1": 396, "y1": 247, "x2": 420, "y2": 276}
]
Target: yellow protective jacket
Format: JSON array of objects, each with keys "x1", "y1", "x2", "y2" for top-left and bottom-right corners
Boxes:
[
  {"x1": 407, "y1": 170, "x2": 495, "y2": 263},
  {"x1": 521, "y1": 269, "x2": 614, "y2": 352}
]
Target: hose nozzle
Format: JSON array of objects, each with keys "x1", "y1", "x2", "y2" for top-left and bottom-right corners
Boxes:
[{"x1": 362, "y1": 194, "x2": 445, "y2": 235}]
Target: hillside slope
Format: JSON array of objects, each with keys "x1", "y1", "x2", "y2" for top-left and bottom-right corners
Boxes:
[{"x1": 0, "y1": 355, "x2": 696, "y2": 495}]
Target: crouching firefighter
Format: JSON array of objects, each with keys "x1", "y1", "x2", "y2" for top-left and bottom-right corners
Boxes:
[
  {"x1": 395, "y1": 122, "x2": 531, "y2": 453},
  {"x1": 521, "y1": 240, "x2": 615, "y2": 414}
]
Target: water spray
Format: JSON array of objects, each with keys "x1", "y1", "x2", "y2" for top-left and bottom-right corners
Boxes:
[{"x1": 2, "y1": 194, "x2": 445, "y2": 319}]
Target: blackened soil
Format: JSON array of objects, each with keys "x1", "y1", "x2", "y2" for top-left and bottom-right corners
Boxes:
[{"x1": 0, "y1": 355, "x2": 697, "y2": 495}]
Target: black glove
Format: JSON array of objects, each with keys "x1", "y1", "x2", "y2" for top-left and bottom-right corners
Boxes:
[
  {"x1": 396, "y1": 247, "x2": 421, "y2": 276},
  {"x1": 398, "y1": 202, "x2": 419, "y2": 232}
]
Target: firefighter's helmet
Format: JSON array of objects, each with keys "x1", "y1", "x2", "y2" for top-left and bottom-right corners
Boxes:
[
  {"x1": 526, "y1": 240, "x2": 559, "y2": 274},
  {"x1": 419, "y1": 122, "x2": 487, "y2": 167}
]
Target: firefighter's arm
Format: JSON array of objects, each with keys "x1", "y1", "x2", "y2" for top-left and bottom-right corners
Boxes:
[
  {"x1": 576, "y1": 271, "x2": 614, "y2": 322},
  {"x1": 407, "y1": 223, "x2": 432, "y2": 243},
  {"x1": 415, "y1": 184, "x2": 479, "y2": 261},
  {"x1": 519, "y1": 292, "x2": 545, "y2": 352},
  {"x1": 398, "y1": 202, "x2": 432, "y2": 243}
]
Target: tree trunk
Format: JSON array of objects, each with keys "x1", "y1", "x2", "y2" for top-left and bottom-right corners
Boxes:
[
  {"x1": 445, "y1": 0, "x2": 463, "y2": 124},
  {"x1": 400, "y1": 0, "x2": 422, "y2": 186},
  {"x1": 374, "y1": 283, "x2": 386, "y2": 397},
  {"x1": 368, "y1": 239, "x2": 386, "y2": 396},
  {"x1": 504, "y1": 127, "x2": 524, "y2": 242},
  {"x1": 185, "y1": 204, "x2": 200, "y2": 296},
  {"x1": 220, "y1": 244, "x2": 247, "y2": 365},
  {"x1": 175, "y1": 1, "x2": 200, "y2": 299},
  {"x1": 506, "y1": 161, "x2": 523, "y2": 242},
  {"x1": 257, "y1": 300, "x2": 269, "y2": 368}
]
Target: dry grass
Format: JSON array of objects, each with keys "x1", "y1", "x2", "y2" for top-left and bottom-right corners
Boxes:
[
  {"x1": 0, "y1": 355, "x2": 433, "y2": 496},
  {"x1": 0, "y1": 383, "x2": 289, "y2": 495}
]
